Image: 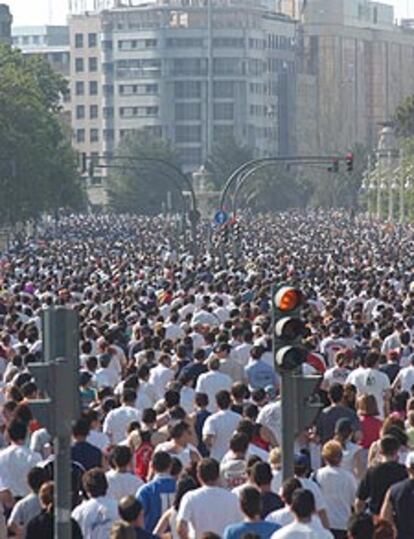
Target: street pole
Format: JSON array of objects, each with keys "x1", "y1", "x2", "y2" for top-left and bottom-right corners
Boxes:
[
  {"x1": 399, "y1": 153, "x2": 404, "y2": 225},
  {"x1": 377, "y1": 171, "x2": 382, "y2": 221},
  {"x1": 281, "y1": 371, "x2": 297, "y2": 481},
  {"x1": 388, "y1": 151, "x2": 394, "y2": 223}
]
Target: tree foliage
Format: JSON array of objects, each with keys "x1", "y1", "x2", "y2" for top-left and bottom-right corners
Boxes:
[
  {"x1": 394, "y1": 95, "x2": 414, "y2": 138},
  {"x1": 0, "y1": 45, "x2": 84, "y2": 225},
  {"x1": 107, "y1": 130, "x2": 184, "y2": 214},
  {"x1": 206, "y1": 135, "x2": 254, "y2": 189}
]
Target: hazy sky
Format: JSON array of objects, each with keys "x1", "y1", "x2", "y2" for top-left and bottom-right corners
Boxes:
[{"x1": 5, "y1": 0, "x2": 412, "y2": 26}]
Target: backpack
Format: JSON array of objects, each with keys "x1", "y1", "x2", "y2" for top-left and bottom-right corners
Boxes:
[{"x1": 134, "y1": 441, "x2": 154, "y2": 481}]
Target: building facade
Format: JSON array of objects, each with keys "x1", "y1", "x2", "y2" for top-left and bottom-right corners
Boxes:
[
  {"x1": 296, "y1": 0, "x2": 414, "y2": 154},
  {"x1": 69, "y1": 0, "x2": 297, "y2": 170},
  {"x1": 0, "y1": 4, "x2": 12, "y2": 45}
]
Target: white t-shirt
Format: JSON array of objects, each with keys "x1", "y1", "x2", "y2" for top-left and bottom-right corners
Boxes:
[
  {"x1": 105, "y1": 470, "x2": 144, "y2": 502},
  {"x1": 257, "y1": 401, "x2": 282, "y2": 444},
  {"x1": 267, "y1": 509, "x2": 322, "y2": 529},
  {"x1": 314, "y1": 465, "x2": 357, "y2": 530},
  {"x1": 149, "y1": 364, "x2": 175, "y2": 400},
  {"x1": 103, "y1": 405, "x2": 141, "y2": 444},
  {"x1": 346, "y1": 368, "x2": 390, "y2": 418},
  {"x1": 202, "y1": 409, "x2": 241, "y2": 460},
  {"x1": 87, "y1": 430, "x2": 110, "y2": 452},
  {"x1": 72, "y1": 495, "x2": 119, "y2": 539},
  {"x1": 394, "y1": 365, "x2": 414, "y2": 393},
  {"x1": 0, "y1": 444, "x2": 42, "y2": 497},
  {"x1": 297, "y1": 477, "x2": 327, "y2": 513},
  {"x1": 195, "y1": 371, "x2": 232, "y2": 412},
  {"x1": 177, "y1": 485, "x2": 242, "y2": 538},
  {"x1": 271, "y1": 519, "x2": 334, "y2": 538}
]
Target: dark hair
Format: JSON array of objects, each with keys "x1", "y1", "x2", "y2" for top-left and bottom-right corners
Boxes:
[
  {"x1": 170, "y1": 457, "x2": 183, "y2": 478},
  {"x1": 231, "y1": 382, "x2": 248, "y2": 400},
  {"x1": 165, "y1": 390, "x2": 180, "y2": 408},
  {"x1": 169, "y1": 421, "x2": 190, "y2": 440},
  {"x1": 111, "y1": 446, "x2": 132, "y2": 468},
  {"x1": 347, "y1": 513, "x2": 374, "y2": 539},
  {"x1": 118, "y1": 495, "x2": 142, "y2": 523},
  {"x1": 27, "y1": 467, "x2": 48, "y2": 493},
  {"x1": 122, "y1": 388, "x2": 136, "y2": 404},
  {"x1": 252, "y1": 461, "x2": 272, "y2": 486},
  {"x1": 216, "y1": 390, "x2": 231, "y2": 409},
  {"x1": 21, "y1": 381, "x2": 37, "y2": 398},
  {"x1": 142, "y1": 408, "x2": 156, "y2": 424},
  {"x1": 281, "y1": 477, "x2": 302, "y2": 505},
  {"x1": 197, "y1": 458, "x2": 219, "y2": 484},
  {"x1": 237, "y1": 419, "x2": 254, "y2": 441},
  {"x1": 7, "y1": 419, "x2": 27, "y2": 443},
  {"x1": 83, "y1": 468, "x2": 108, "y2": 498},
  {"x1": 328, "y1": 383, "x2": 344, "y2": 404},
  {"x1": 195, "y1": 393, "x2": 209, "y2": 408},
  {"x1": 291, "y1": 489, "x2": 315, "y2": 519},
  {"x1": 240, "y1": 486, "x2": 262, "y2": 519},
  {"x1": 229, "y1": 432, "x2": 249, "y2": 455},
  {"x1": 173, "y1": 476, "x2": 197, "y2": 510},
  {"x1": 380, "y1": 435, "x2": 401, "y2": 456},
  {"x1": 152, "y1": 451, "x2": 172, "y2": 473},
  {"x1": 73, "y1": 418, "x2": 90, "y2": 438}
]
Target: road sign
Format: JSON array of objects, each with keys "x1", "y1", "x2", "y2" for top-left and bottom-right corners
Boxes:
[{"x1": 214, "y1": 210, "x2": 229, "y2": 225}]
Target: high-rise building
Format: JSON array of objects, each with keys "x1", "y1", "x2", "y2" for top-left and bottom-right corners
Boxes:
[
  {"x1": 0, "y1": 4, "x2": 12, "y2": 45},
  {"x1": 69, "y1": 0, "x2": 297, "y2": 170},
  {"x1": 296, "y1": 0, "x2": 414, "y2": 153}
]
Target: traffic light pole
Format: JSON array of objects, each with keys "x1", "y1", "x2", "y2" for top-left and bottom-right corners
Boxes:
[{"x1": 281, "y1": 371, "x2": 297, "y2": 481}]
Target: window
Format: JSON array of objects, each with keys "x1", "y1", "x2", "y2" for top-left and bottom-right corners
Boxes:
[
  {"x1": 174, "y1": 81, "x2": 201, "y2": 99},
  {"x1": 213, "y1": 58, "x2": 244, "y2": 76},
  {"x1": 175, "y1": 125, "x2": 201, "y2": 143},
  {"x1": 104, "y1": 129, "x2": 114, "y2": 141},
  {"x1": 214, "y1": 103, "x2": 234, "y2": 121},
  {"x1": 175, "y1": 103, "x2": 201, "y2": 121},
  {"x1": 76, "y1": 105, "x2": 85, "y2": 119},
  {"x1": 90, "y1": 129, "x2": 99, "y2": 143},
  {"x1": 88, "y1": 33, "x2": 97, "y2": 47},
  {"x1": 75, "y1": 33, "x2": 83, "y2": 48},
  {"x1": 119, "y1": 106, "x2": 159, "y2": 118},
  {"x1": 89, "y1": 57, "x2": 98, "y2": 72},
  {"x1": 89, "y1": 81, "x2": 98, "y2": 95},
  {"x1": 103, "y1": 107, "x2": 114, "y2": 118},
  {"x1": 90, "y1": 105, "x2": 98, "y2": 119},
  {"x1": 75, "y1": 81, "x2": 84, "y2": 96},
  {"x1": 75, "y1": 58, "x2": 84, "y2": 72},
  {"x1": 214, "y1": 81, "x2": 234, "y2": 98},
  {"x1": 76, "y1": 129, "x2": 85, "y2": 143}
]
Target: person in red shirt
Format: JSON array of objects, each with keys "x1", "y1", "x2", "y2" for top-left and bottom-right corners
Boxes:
[{"x1": 356, "y1": 394, "x2": 383, "y2": 467}]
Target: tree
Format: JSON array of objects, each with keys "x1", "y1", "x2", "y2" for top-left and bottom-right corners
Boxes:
[
  {"x1": 311, "y1": 143, "x2": 368, "y2": 209},
  {"x1": 0, "y1": 45, "x2": 84, "y2": 225},
  {"x1": 107, "y1": 130, "x2": 183, "y2": 214},
  {"x1": 206, "y1": 135, "x2": 254, "y2": 189},
  {"x1": 394, "y1": 95, "x2": 414, "y2": 138}
]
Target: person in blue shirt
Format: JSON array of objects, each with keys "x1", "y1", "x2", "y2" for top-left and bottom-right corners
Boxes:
[
  {"x1": 223, "y1": 487, "x2": 281, "y2": 539},
  {"x1": 244, "y1": 346, "x2": 279, "y2": 390},
  {"x1": 118, "y1": 495, "x2": 160, "y2": 539},
  {"x1": 136, "y1": 451, "x2": 176, "y2": 533}
]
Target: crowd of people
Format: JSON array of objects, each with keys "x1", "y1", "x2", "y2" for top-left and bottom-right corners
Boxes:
[{"x1": 0, "y1": 211, "x2": 412, "y2": 538}]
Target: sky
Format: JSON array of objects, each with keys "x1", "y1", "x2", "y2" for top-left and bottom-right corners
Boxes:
[{"x1": 4, "y1": 0, "x2": 412, "y2": 26}]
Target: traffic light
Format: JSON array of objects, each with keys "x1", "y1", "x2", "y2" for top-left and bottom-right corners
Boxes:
[
  {"x1": 295, "y1": 375, "x2": 323, "y2": 433},
  {"x1": 346, "y1": 152, "x2": 354, "y2": 173},
  {"x1": 328, "y1": 159, "x2": 339, "y2": 173},
  {"x1": 273, "y1": 285, "x2": 308, "y2": 372}
]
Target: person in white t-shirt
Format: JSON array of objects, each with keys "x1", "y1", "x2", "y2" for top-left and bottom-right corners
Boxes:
[
  {"x1": 203, "y1": 390, "x2": 241, "y2": 460},
  {"x1": 346, "y1": 351, "x2": 391, "y2": 418},
  {"x1": 106, "y1": 446, "x2": 143, "y2": 502},
  {"x1": 393, "y1": 355, "x2": 414, "y2": 393},
  {"x1": 195, "y1": 358, "x2": 232, "y2": 412},
  {"x1": 266, "y1": 477, "x2": 302, "y2": 528},
  {"x1": 177, "y1": 458, "x2": 242, "y2": 538},
  {"x1": 270, "y1": 489, "x2": 333, "y2": 539},
  {"x1": 148, "y1": 355, "x2": 175, "y2": 401},
  {"x1": 103, "y1": 389, "x2": 141, "y2": 445},
  {"x1": 72, "y1": 468, "x2": 119, "y2": 539},
  {"x1": 314, "y1": 441, "x2": 357, "y2": 536}
]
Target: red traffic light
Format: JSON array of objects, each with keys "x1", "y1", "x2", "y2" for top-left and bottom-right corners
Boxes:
[{"x1": 274, "y1": 286, "x2": 303, "y2": 313}]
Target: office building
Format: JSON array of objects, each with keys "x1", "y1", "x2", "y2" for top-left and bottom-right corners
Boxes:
[
  {"x1": 69, "y1": 0, "x2": 297, "y2": 170},
  {"x1": 0, "y1": 4, "x2": 12, "y2": 45}
]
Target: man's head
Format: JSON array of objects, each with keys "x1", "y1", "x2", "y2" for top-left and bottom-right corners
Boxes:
[
  {"x1": 322, "y1": 440, "x2": 343, "y2": 467},
  {"x1": 73, "y1": 417, "x2": 90, "y2": 440},
  {"x1": 27, "y1": 466, "x2": 48, "y2": 494},
  {"x1": 251, "y1": 461, "x2": 273, "y2": 489},
  {"x1": 240, "y1": 486, "x2": 262, "y2": 520},
  {"x1": 118, "y1": 495, "x2": 144, "y2": 527},
  {"x1": 216, "y1": 390, "x2": 231, "y2": 410},
  {"x1": 380, "y1": 435, "x2": 401, "y2": 461},
  {"x1": 7, "y1": 419, "x2": 27, "y2": 445},
  {"x1": 280, "y1": 477, "x2": 301, "y2": 506},
  {"x1": 111, "y1": 445, "x2": 133, "y2": 471},
  {"x1": 83, "y1": 468, "x2": 108, "y2": 498},
  {"x1": 290, "y1": 489, "x2": 315, "y2": 521},
  {"x1": 229, "y1": 432, "x2": 249, "y2": 457},
  {"x1": 122, "y1": 388, "x2": 136, "y2": 406},
  {"x1": 328, "y1": 383, "x2": 344, "y2": 404},
  {"x1": 347, "y1": 513, "x2": 374, "y2": 539},
  {"x1": 152, "y1": 451, "x2": 172, "y2": 474},
  {"x1": 197, "y1": 458, "x2": 220, "y2": 486},
  {"x1": 169, "y1": 421, "x2": 191, "y2": 447}
]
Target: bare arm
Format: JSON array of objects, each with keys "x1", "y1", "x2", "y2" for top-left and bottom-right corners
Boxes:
[
  {"x1": 354, "y1": 498, "x2": 366, "y2": 514},
  {"x1": 318, "y1": 509, "x2": 330, "y2": 530},
  {"x1": 176, "y1": 519, "x2": 189, "y2": 539},
  {"x1": 153, "y1": 508, "x2": 173, "y2": 536}
]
